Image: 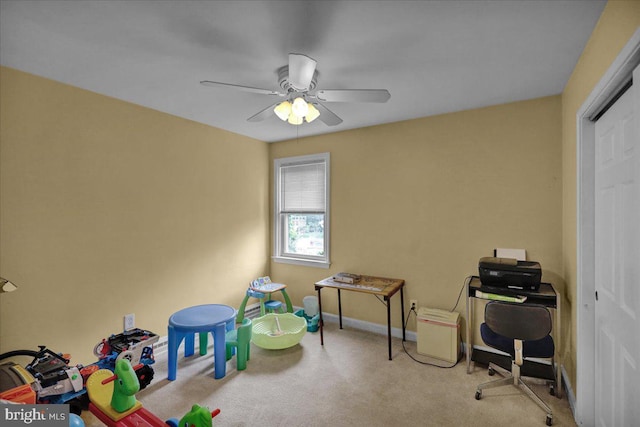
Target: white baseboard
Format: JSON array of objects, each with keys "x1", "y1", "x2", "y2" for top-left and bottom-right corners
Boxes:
[
  {"x1": 562, "y1": 366, "x2": 576, "y2": 417},
  {"x1": 318, "y1": 309, "x2": 417, "y2": 342},
  {"x1": 152, "y1": 335, "x2": 168, "y2": 356}
]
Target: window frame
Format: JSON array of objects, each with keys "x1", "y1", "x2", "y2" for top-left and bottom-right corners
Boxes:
[{"x1": 273, "y1": 152, "x2": 330, "y2": 268}]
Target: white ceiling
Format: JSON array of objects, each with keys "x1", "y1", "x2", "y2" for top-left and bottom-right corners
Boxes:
[{"x1": 0, "y1": 0, "x2": 606, "y2": 143}]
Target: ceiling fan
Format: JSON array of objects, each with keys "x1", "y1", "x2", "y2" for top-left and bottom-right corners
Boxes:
[{"x1": 200, "y1": 53, "x2": 391, "y2": 126}]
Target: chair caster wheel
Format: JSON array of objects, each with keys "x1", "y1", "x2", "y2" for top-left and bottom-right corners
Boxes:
[
  {"x1": 546, "y1": 415, "x2": 553, "y2": 426},
  {"x1": 488, "y1": 367, "x2": 495, "y2": 376},
  {"x1": 475, "y1": 390, "x2": 482, "y2": 400},
  {"x1": 549, "y1": 385, "x2": 555, "y2": 396}
]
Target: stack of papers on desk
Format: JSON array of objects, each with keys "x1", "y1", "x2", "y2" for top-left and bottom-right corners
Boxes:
[{"x1": 475, "y1": 290, "x2": 527, "y2": 303}]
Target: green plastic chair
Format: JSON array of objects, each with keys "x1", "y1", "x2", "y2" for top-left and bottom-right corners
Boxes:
[{"x1": 225, "y1": 318, "x2": 252, "y2": 371}]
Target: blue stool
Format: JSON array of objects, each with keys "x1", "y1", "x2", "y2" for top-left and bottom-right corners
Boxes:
[
  {"x1": 264, "y1": 299, "x2": 283, "y2": 313},
  {"x1": 247, "y1": 288, "x2": 284, "y2": 314}
]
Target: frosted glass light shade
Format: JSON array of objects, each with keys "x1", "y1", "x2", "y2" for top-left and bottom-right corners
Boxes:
[
  {"x1": 291, "y1": 97, "x2": 309, "y2": 117},
  {"x1": 274, "y1": 101, "x2": 292, "y2": 121},
  {"x1": 287, "y1": 113, "x2": 303, "y2": 125},
  {"x1": 305, "y1": 103, "x2": 320, "y2": 123}
]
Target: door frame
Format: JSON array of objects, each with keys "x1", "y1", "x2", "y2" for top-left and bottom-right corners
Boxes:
[{"x1": 576, "y1": 28, "x2": 640, "y2": 425}]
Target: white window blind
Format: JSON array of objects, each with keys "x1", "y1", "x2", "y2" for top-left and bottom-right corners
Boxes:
[{"x1": 281, "y1": 162, "x2": 326, "y2": 212}]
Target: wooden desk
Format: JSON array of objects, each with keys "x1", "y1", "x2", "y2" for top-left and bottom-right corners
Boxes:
[
  {"x1": 465, "y1": 276, "x2": 562, "y2": 398},
  {"x1": 315, "y1": 275, "x2": 405, "y2": 360}
]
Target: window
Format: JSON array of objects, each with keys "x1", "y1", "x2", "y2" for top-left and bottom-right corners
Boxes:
[{"x1": 273, "y1": 153, "x2": 330, "y2": 268}]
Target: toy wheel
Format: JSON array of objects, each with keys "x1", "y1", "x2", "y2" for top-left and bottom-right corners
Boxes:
[
  {"x1": 546, "y1": 414, "x2": 553, "y2": 426},
  {"x1": 488, "y1": 367, "x2": 495, "y2": 376},
  {"x1": 93, "y1": 342, "x2": 104, "y2": 357},
  {"x1": 93, "y1": 340, "x2": 111, "y2": 358},
  {"x1": 67, "y1": 395, "x2": 89, "y2": 415},
  {"x1": 136, "y1": 365, "x2": 154, "y2": 389},
  {"x1": 475, "y1": 390, "x2": 482, "y2": 400},
  {"x1": 116, "y1": 350, "x2": 134, "y2": 363}
]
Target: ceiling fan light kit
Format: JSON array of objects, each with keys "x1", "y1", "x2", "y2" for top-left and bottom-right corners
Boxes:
[
  {"x1": 201, "y1": 53, "x2": 390, "y2": 127},
  {"x1": 274, "y1": 96, "x2": 320, "y2": 125}
]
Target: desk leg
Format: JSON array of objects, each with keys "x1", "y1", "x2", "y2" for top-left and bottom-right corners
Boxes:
[
  {"x1": 213, "y1": 323, "x2": 227, "y2": 379},
  {"x1": 466, "y1": 280, "x2": 472, "y2": 374},
  {"x1": 386, "y1": 296, "x2": 392, "y2": 360},
  {"x1": 400, "y1": 286, "x2": 406, "y2": 342},
  {"x1": 317, "y1": 287, "x2": 324, "y2": 346},
  {"x1": 280, "y1": 289, "x2": 294, "y2": 313},
  {"x1": 338, "y1": 289, "x2": 343, "y2": 329},
  {"x1": 167, "y1": 326, "x2": 178, "y2": 381},
  {"x1": 236, "y1": 294, "x2": 250, "y2": 323},
  {"x1": 184, "y1": 333, "x2": 195, "y2": 357}
]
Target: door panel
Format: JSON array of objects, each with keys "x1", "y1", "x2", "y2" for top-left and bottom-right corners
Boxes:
[{"x1": 594, "y1": 65, "x2": 639, "y2": 427}]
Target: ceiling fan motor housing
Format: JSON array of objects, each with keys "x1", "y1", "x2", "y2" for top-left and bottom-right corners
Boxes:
[{"x1": 278, "y1": 65, "x2": 318, "y2": 93}]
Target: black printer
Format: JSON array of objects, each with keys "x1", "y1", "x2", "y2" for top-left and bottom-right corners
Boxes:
[{"x1": 478, "y1": 257, "x2": 542, "y2": 291}]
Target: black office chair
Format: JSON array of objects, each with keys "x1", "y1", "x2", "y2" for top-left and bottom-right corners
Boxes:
[{"x1": 475, "y1": 301, "x2": 556, "y2": 426}]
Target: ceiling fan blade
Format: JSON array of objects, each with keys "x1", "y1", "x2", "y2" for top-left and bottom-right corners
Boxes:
[
  {"x1": 314, "y1": 103, "x2": 343, "y2": 126},
  {"x1": 315, "y1": 89, "x2": 391, "y2": 103},
  {"x1": 200, "y1": 81, "x2": 284, "y2": 96},
  {"x1": 247, "y1": 103, "x2": 278, "y2": 122},
  {"x1": 288, "y1": 53, "x2": 317, "y2": 90}
]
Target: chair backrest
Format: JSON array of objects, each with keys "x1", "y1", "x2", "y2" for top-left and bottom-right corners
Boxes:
[
  {"x1": 484, "y1": 301, "x2": 552, "y2": 342},
  {"x1": 237, "y1": 318, "x2": 252, "y2": 341}
]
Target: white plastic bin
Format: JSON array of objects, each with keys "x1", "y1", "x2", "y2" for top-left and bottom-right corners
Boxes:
[
  {"x1": 416, "y1": 307, "x2": 460, "y2": 363},
  {"x1": 303, "y1": 295, "x2": 318, "y2": 317}
]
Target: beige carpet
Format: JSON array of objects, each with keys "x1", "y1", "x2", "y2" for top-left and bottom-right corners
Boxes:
[{"x1": 81, "y1": 322, "x2": 576, "y2": 427}]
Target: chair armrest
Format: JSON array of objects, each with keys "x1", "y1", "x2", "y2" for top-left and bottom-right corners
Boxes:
[{"x1": 514, "y1": 339, "x2": 523, "y2": 365}]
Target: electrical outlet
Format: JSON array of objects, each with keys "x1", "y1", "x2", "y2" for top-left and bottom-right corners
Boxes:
[
  {"x1": 124, "y1": 313, "x2": 135, "y2": 331},
  {"x1": 410, "y1": 299, "x2": 418, "y2": 310}
]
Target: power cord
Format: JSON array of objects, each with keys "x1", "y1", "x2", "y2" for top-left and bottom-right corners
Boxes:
[
  {"x1": 401, "y1": 277, "x2": 472, "y2": 368},
  {"x1": 449, "y1": 276, "x2": 472, "y2": 312}
]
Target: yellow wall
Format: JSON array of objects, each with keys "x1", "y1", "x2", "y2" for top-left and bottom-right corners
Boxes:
[
  {"x1": 560, "y1": 1, "x2": 640, "y2": 391},
  {"x1": 2, "y1": 1, "x2": 637, "y2": 396},
  {"x1": 0, "y1": 67, "x2": 270, "y2": 363},
  {"x1": 269, "y1": 96, "x2": 563, "y2": 342}
]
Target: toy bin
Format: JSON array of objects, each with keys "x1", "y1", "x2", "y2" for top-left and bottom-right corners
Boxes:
[
  {"x1": 294, "y1": 309, "x2": 319, "y2": 332},
  {"x1": 293, "y1": 295, "x2": 319, "y2": 332},
  {"x1": 251, "y1": 313, "x2": 307, "y2": 350},
  {"x1": 416, "y1": 307, "x2": 460, "y2": 363}
]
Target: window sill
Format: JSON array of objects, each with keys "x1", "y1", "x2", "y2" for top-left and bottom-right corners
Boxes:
[{"x1": 272, "y1": 256, "x2": 331, "y2": 269}]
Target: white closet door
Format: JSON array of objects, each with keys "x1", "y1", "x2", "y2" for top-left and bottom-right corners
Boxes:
[{"x1": 594, "y1": 64, "x2": 640, "y2": 427}]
